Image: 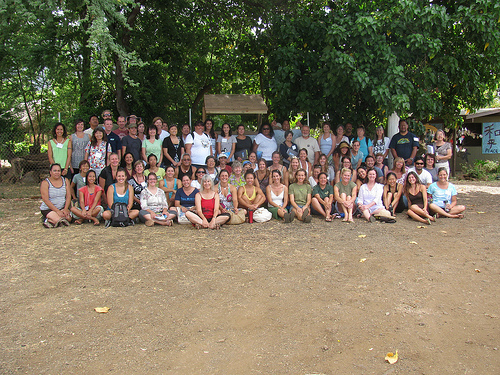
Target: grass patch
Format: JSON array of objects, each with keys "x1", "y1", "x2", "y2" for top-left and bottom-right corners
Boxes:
[{"x1": 0, "y1": 184, "x2": 40, "y2": 199}]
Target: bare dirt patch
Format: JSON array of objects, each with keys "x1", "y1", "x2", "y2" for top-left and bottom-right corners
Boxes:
[{"x1": 0, "y1": 183, "x2": 499, "y2": 374}]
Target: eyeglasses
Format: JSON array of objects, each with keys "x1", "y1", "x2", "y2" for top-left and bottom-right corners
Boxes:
[
  {"x1": 262, "y1": 127, "x2": 271, "y2": 131},
  {"x1": 415, "y1": 162, "x2": 424, "y2": 165},
  {"x1": 197, "y1": 171, "x2": 206, "y2": 174},
  {"x1": 103, "y1": 113, "x2": 111, "y2": 117}
]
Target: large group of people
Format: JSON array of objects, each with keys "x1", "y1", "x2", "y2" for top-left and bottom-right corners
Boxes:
[{"x1": 40, "y1": 115, "x2": 465, "y2": 228}]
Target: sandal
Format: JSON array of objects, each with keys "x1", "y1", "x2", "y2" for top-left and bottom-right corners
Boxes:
[
  {"x1": 43, "y1": 220, "x2": 54, "y2": 228},
  {"x1": 301, "y1": 208, "x2": 310, "y2": 221},
  {"x1": 325, "y1": 216, "x2": 332, "y2": 222}
]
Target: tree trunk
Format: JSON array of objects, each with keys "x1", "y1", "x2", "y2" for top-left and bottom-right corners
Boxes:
[
  {"x1": 112, "y1": 4, "x2": 143, "y2": 117},
  {"x1": 79, "y1": 7, "x2": 92, "y2": 109},
  {"x1": 114, "y1": 53, "x2": 129, "y2": 117},
  {"x1": 192, "y1": 84, "x2": 212, "y2": 113}
]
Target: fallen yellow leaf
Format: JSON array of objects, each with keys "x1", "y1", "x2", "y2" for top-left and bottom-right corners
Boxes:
[
  {"x1": 94, "y1": 307, "x2": 110, "y2": 313},
  {"x1": 409, "y1": 241, "x2": 418, "y2": 244},
  {"x1": 484, "y1": 42, "x2": 489, "y2": 51},
  {"x1": 440, "y1": 231, "x2": 447, "y2": 234},
  {"x1": 475, "y1": 269, "x2": 481, "y2": 273},
  {"x1": 385, "y1": 350, "x2": 398, "y2": 364},
  {"x1": 417, "y1": 226, "x2": 426, "y2": 229},
  {"x1": 358, "y1": 234, "x2": 367, "y2": 238},
  {"x1": 477, "y1": 211, "x2": 485, "y2": 214},
  {"x1": 359, "y1": 258, "x2": 367, "y2": 263}
]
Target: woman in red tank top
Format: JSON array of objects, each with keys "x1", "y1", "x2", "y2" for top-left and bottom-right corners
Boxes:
[{"x1": 186, "y1": 174, "x2": 230, "y2": 229}]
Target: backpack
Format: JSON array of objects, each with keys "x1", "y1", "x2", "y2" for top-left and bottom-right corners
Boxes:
[{"x1": 110, "y1": 202, "x2": 134, "y2": 227}]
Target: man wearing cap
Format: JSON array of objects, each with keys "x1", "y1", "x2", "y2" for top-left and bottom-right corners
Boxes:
[
  {"x1": 218, "y1": 152, "x2": 232, "y2": 174},
  {"x1": 295, "y1": 125, "x2": 320, "y2": 165},
  {"x1": 121, "y1": 121, "x2": 142, "y2": 161},
  {"x1": 114, "y1": 116, "x2": 129, "y2": 139},
  {"x1": 389, "y1": 119, "x2": 419, "y2": 166}
]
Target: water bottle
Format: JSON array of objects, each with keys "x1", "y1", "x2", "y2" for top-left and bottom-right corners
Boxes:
[{"x1": 443, "y1": 200, "x2": 450, "y2": 213}]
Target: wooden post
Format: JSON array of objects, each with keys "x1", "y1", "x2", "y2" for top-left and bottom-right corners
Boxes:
[
  {"x1": 451, "y1": 128, "x2": 457, "y2": 178},
  {"x1": 387, "y1": 112, "x2": 400, "y2": 169}
]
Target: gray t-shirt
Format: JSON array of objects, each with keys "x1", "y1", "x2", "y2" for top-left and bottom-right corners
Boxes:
[
  {"x1": 217, "y1": 135, "x2": 237, "y2": 154},
  {"x1": 71, "y1": 133, "x2": 90, "y2": 169}
]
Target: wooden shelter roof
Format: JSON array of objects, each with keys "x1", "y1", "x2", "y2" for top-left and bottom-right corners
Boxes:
[{"x1": 203, "y1": 94, "x2": 268, "y2": 115}]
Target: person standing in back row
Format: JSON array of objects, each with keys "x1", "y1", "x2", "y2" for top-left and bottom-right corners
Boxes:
[
  {"x1": 389, "y1": 119, "x2": 419, "y2": 166},
  {"x1": 295, "y1": 125, "x2": 320, "y2": 165},
  {"x1": 185, "y1": 121, "x2": 212, "y2": 168}
]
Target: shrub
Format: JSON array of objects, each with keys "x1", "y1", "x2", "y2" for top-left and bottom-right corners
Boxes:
[{"x1": 462, "y1": 160, "x2": 500, "y2": 180}]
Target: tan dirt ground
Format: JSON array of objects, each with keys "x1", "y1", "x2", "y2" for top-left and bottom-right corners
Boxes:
[{"x1": 0, "y1": 182, "x2": 499, "y2": 374}]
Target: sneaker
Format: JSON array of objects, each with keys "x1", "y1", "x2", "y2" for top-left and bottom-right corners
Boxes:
[
  {"x1": 369, "y1": 215, "x2": 376, "y2": 223},
  {"x1": 302, "y1": 208, "x2": 310, "y2": 221},
  {"x1": 145, "y1": 219, "x2": 154, "y2": 227},
  {"x1": 284, "y1": 213, "x2": 291, "y2": 223},
  {"x1": 303, "y1": 214, "x2": 312, "y2": 223},
  {"x1": 289, "y1": 210, "x2": 295, "y2": 223},
  {"x1": 43, "y1": 220, "x2": 54, "y2": 228},
  {"x1": 60, "y1": 218, "x2": 70, "y2": 226},
  {"x1": 105, "y1": 219, "x2": 111, "y2": 228}
]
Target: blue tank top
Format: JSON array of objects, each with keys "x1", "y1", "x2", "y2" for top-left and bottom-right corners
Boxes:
[
  {"x1": 163, "y1": 177, "x2": 178, "y2": 200},
  {"x1": 112, "y1": 184, "x2": 129, "y2": 204}
]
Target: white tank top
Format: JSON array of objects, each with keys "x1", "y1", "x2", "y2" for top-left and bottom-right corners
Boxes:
[{"x1": 269, "y1": 187, "x2": 284, "y2": 207}]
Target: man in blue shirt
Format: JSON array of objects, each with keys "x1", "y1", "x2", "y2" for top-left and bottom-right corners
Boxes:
[
  {"x1": 389, "y1": 120, "x2": 419, "y2": 166},
  {"x1": 103, "y1": 118, "x2": 122, "y2": 159}
]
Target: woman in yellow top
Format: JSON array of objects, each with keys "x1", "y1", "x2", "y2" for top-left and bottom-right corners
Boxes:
[
  {"x1": 48, "y1": 123, "x2": 72, "y2": 178},
  {"x1": 237, "y1": 170, "x2": 266, "y2": 211}
]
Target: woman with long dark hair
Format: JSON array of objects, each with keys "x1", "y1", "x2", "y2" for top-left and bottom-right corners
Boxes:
[{"x1": 404, "y1": 171, "x2": 435, "y2": 224}]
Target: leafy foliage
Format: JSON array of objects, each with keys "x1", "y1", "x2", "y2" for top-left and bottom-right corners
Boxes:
[
  {"x1": 462, "y1": 159, "x2": 500, "y2": 180},
  {"x1": 1, "y1": 0, "x2": 499, "y2": 147},
  {"x1": 264, "y1": 0, "x2": 500, "y2": 127}
]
